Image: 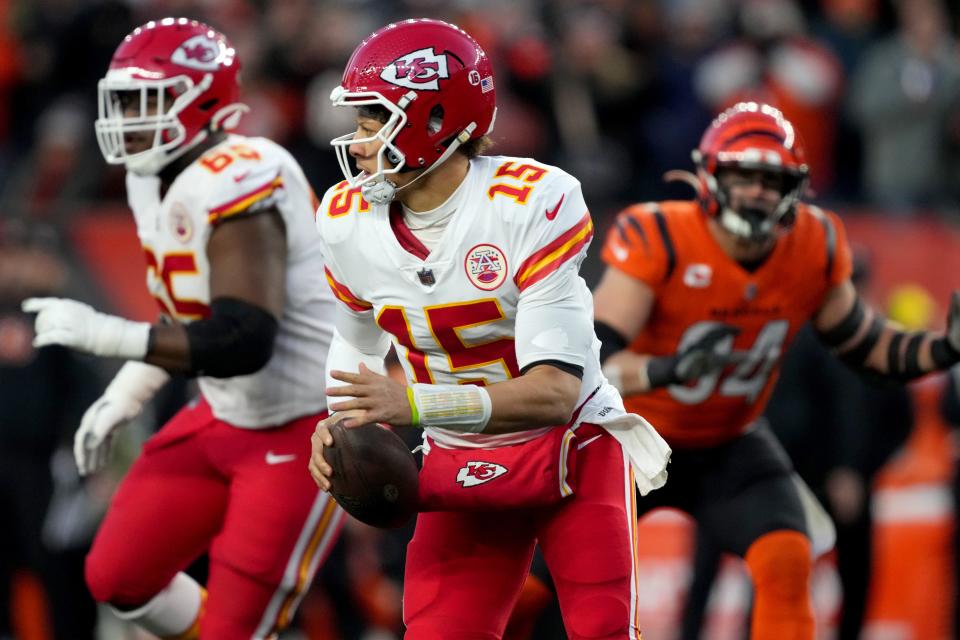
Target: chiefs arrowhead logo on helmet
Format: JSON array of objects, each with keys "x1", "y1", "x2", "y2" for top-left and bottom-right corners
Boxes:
[
  {"x1": 96, "y1": 19, "x2": 245, "y2": 176},
  {"x1": 456, "y1": 461, "x2": 508, "y2": 487},
  {"x1": 171, "y1": 35, "x2": 224, "y2": 71},
  {"x1": 330, "y1": 19, "x2": 497, "y2": 199},
  {"x1": 380, "y1": 48, "x2": 449, "y2": 91}
]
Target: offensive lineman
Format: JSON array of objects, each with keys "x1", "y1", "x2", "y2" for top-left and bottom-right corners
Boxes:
[{"x1": 23, "y1": 19, "x2": 343, "y2": 639}]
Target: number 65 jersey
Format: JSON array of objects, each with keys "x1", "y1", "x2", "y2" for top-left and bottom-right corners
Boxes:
[
  {"x1": 126, "y1": 134, "x2": 335, "y2": 428},
  {"x1": 316, "y1": 155, "x2": 621, "y2": 448}
]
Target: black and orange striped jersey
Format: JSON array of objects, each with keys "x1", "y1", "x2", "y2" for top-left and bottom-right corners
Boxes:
[{"x1": 601, "y1": 201, "x2": 852, "y2": 448}]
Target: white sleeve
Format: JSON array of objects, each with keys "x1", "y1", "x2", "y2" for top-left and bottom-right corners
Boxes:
[
  {"x1": 103, "y1": 361, "x2": 171, "y2": 406},
  {"x1": 325, "y1": 305, "x2": 391, "y2": 398},
  {"x1": 514, "y1": 264, "x2": 594, "y2": 373},
  {"x1": 513, "y1": 175, "x2": 595, "y2": 373}
]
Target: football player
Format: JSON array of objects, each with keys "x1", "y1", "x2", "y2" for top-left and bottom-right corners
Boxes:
[
  {"x1": 22, "y1": 19, "x2": 343, "y2": 639},
  {"x1": 592, "y1": 101, "x2": 960, "y2": 639},
  {"x1": 307, "y1": 18, "x2": 670, "y2": 640}
]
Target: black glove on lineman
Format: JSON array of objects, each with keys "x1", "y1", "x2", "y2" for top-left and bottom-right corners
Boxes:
[
  {"x1": 946, "y1": 292, "x2": 960, "y2": 355},
  {"x1": 933, "y1": 291, "x2": 960, "y2": 368},
  {"x1": 647, "y1": 324, "x2": 741, "y2": 388}
]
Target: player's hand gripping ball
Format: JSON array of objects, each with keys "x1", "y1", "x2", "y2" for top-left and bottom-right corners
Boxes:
[{"x1": 322, "y1": 422, "x2": 419, "y2": 528}]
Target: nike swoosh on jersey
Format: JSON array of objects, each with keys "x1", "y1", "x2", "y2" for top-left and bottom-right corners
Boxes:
[
  {"x1": 233, "y1": 171, "x2": 251, "y2": 183},
  {"x1": 265, "y1": 451, "x2": 297, "y2": 465},
  {"x1": 545, "y1": 194, "x2": 565, "y2": 220},
  {"x1": 577, "y1": 434, "x2": 604, "y2": 450}
]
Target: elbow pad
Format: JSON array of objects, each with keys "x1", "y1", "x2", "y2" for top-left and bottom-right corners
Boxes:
[{"x1": 185, "y1": 297, "x2": 279, "y2": 378}]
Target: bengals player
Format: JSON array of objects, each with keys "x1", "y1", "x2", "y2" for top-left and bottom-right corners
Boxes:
[{"x1": 591, "y1": 102, "x2": 960, "y2": 639}]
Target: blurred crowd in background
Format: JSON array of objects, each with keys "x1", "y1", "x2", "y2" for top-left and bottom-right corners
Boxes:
[
  {"x1": 2, "y1": 0, "x2": 960, "y2": 228},
  {"x1": 2, "y1": 0, "x2": 960, "y2": 638}
]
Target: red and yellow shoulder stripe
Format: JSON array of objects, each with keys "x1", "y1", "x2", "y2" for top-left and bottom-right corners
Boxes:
[
  {"x1": 514, "y1": 212, "x2": 593, "y2": 291},
  {"x1": 207, "y1": 175, "x2": 285, "y2": 225},
  {"x1": 324, "y1": 266, "x2": 372, "y2": 312}
]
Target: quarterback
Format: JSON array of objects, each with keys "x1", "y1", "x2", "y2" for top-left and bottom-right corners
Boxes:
[
  {"x1": 308, "y1": 18, "x2": 670, "y2": 640},
  {"x1": 592, "y1": 102, "x2": 960, "y2": 638},
  {"x1": 23, "y1": 19, "x2": 342, "y2": 639}
]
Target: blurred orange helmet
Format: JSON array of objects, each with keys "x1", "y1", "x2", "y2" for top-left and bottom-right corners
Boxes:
[{"x1": 692, "y1": 102, "x2": 809, "y2": 241}]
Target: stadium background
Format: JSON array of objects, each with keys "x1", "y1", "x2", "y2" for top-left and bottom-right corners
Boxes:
[{"x1": 1, "y1": 0, "x2": 960, "y2": 638}]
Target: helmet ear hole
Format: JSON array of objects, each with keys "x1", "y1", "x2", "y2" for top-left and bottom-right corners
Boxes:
[{"x1": 428, "y1": 104, "x2": 444, "y2": 135}]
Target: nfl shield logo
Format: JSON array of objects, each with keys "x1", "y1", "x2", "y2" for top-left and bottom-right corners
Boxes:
[{"x1": 417, "y1": 268, "x2": 435, "y2": 286}]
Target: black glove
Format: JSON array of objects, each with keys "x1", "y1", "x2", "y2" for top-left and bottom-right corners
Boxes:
[
  {"x1": 946, "y1": 291, "x2": 960, "y2": 354},
  {"x1": 647, "y1": 324, "x2": 741, "y2": 388},
  {"x1": 933, "y1": 291, "x2": 960, "y2": 368}
]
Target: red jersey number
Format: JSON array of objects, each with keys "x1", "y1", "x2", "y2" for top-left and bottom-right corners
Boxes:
[{"x1": 377, "y1": 299, "x2": 521, "y2": 385}]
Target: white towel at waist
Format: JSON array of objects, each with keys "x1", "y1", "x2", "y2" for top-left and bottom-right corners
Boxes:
[{"x1": 581, "y1": 410, "x2": 671, "y2": 496}]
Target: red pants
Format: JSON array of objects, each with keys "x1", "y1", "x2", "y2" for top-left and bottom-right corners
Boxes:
[
  {"x1": 403, "y1": 424, "x2": 642, "y2": 640},
  {"x1": 85, "y1": 397, "x2": 344, "y2": 638}
]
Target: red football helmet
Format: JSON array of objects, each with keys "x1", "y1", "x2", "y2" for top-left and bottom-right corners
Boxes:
[
  {"x1": 94, "y1": 18, "x2": 247, "y2": 176},
  {"x1": 692, "y1": 102, "x2": 809, "y2": 241},
  {"x1": 330, "y1": 18, "x2": 497, "y2": 203}
]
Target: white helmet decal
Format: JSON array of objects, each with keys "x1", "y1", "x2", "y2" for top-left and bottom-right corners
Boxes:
[
  {"x1": 379, "y1": 48, "x2": 449, "y2": 91},
  {"x1": 171, "y1": 35, "x2": 224, "y2": 71}
]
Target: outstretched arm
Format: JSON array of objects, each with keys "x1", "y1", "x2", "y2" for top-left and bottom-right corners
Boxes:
[
  {"x1": 814, "y1": 280, "x2": 960, "y2": 379},
  {"x1": 24, "y1": 209, "x2": 287, "y2": 377}
]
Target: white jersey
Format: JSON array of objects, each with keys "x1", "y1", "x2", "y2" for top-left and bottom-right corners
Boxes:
[
  {"x1": 316, "y1": 155, "x2": 623, "y2": 448},
  {"x1": 126, "y1": 134, "x2": 335, "y2": 427}
]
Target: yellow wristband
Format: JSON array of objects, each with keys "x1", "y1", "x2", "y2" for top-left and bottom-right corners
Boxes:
[{"x1": 406, "y1": 386, "x2": 420, "y2": 426}]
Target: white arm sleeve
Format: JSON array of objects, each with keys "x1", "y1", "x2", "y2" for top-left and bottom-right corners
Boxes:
[
  {"x1": 104, "y1": 360, "x2": 171, "y2": 406},
  {"x1": 325, "y1": 305, "x2": 391, "y2": 399},
  {"x1": 515, "y1": 265, "x2": 594, "y2": 373}
]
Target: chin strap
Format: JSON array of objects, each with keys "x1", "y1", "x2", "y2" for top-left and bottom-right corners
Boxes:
[
  {"x1": 360, "y1": 178, "x2": 398, "y2": 205},
  {"x1": 361, "y1": 123, "x2": 478, "y2": 205}
]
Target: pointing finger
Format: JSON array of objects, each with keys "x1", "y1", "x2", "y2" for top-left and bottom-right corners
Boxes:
[{"x1": 21, "y1": 298, "x2": 54, "y2": 313}]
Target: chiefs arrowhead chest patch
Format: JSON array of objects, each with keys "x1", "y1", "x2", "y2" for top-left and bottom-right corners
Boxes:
[{"x1": 464, "y1": 243, "x2": 508, "y2": 291}]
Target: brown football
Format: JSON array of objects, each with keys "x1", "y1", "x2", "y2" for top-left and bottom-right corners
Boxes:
[{"x1": 323, "y1": 422, "x2": 419, "y2": 528}]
